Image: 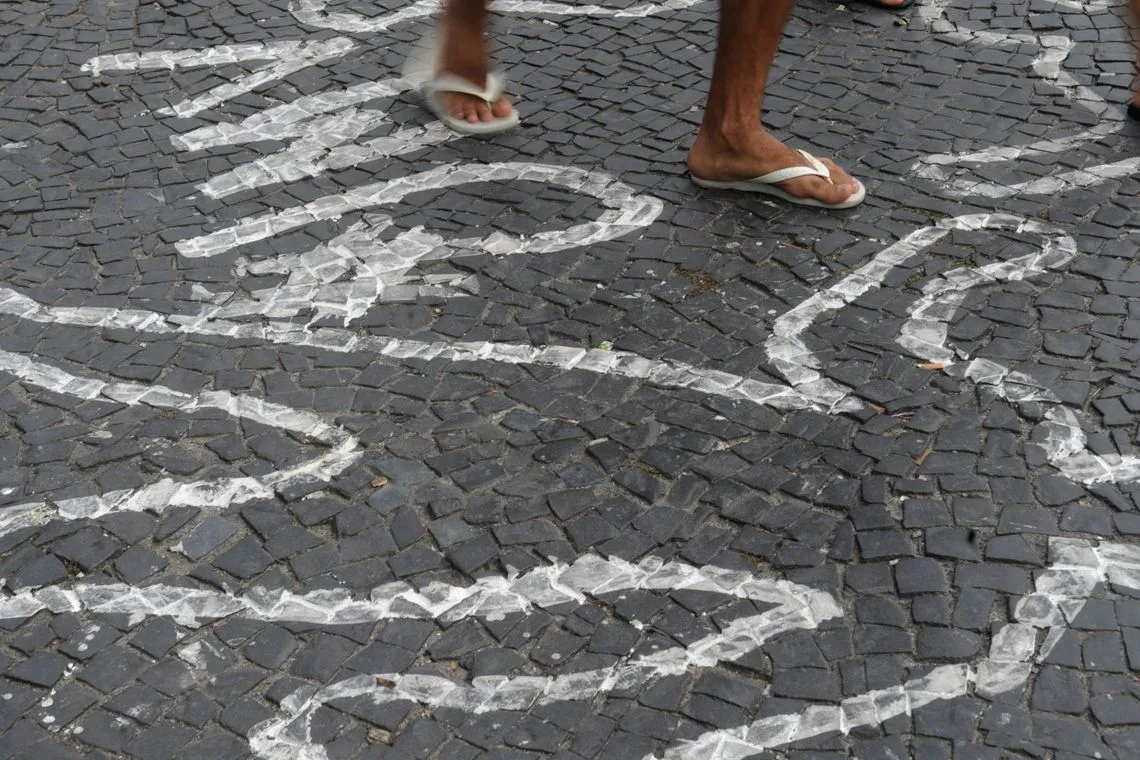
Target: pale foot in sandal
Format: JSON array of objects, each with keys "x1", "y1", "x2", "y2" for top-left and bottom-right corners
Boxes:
[
  {"x1": 421, "y1": 71, "x2": 519, "y2": 135},
  {"x1": 406, "y1": 0, "x2": 519, "y2": 135}
]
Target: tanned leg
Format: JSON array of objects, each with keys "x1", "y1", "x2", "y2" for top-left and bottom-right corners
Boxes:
[
  {"x1": 687, "y1": 0, "x2": 862, "y2": 205},
  {"x1": 437, "y1": 0, "x2": 513, "y2": 124}
]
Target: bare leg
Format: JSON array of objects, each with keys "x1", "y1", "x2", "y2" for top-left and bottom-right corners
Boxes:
[
  {"x1": 687, "y1": 0, "x2": 862, "y2": 206},
  {"x1": 437, "y1": 0, "x2": 513, "y2": 124}
]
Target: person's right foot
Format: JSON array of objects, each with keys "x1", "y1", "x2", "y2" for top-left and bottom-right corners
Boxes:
[{"x1": 687, "y1": 127, "x2": 863, "y2": 207}]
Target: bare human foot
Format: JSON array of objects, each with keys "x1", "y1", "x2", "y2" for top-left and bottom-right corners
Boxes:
[
  {"x1": 687, "y1": 126, "x2": 863, "y2": 207},
  {"x1": 437, "y1": 1, "x2": 514, "y2": 125}
]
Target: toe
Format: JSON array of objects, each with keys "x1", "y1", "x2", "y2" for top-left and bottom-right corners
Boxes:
[
  {"x1": 463, "y1": 100, "x2": 480, "y2": 123},
  {"x1": 817, "y1": 157, "x2": 855, "y2": 187},
  {"x1": 491, "y1": 96, "x2": 513, "y2": 119},
  {"x1": 783, "y1": 157, "x2": 863, "y2": 205},
  {"x1": 474, "y1": 101, "x2": 493, "y2": 122},
  {"x1": 817, "y1": 158, "x2": 863, "y2": 203}
]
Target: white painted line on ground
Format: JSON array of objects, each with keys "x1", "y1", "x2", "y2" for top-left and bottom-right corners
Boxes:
[
  {"x1": 0, "y1": 479, "x2": 281, "y2": 545},
  {"x1": 81, "y1": 39, "x2": 357, "y2": 117},
  {"x1": 218, "y1": 215, "x2": 481, "y2": 323},
  {"x1": 187, "y1": 78, "x2": 455, "y2": 199},
  {"x1": 766, "y1": 225, "x2": 948, "y2": 413},
  {"x1": 957, "y1": 357, "x2": 1140, "y2": 485},
  {"x1": 896, "y1": 217, "x2": 1077, "y2": 363},
  {"x1": 884, "y1": 217, "x2": 1140, "y2": 484},
  {"x1": 913, "y1": 0, "x2": 1129, "y2": 194},
  {"x1": 291, "y1": 0, "x2": 707, "y2": 32},
  {"x1": 0, "y1": 217, "x2": 1081, "y2": 420},
  {"x1": 0, "y1": 287, "x2": 831, "y2": 412},
  {"x1": 769, "y1": 214, "x2": 1073, "y2": 412},
  {"x1": 932, "y1": 157, "x2": 1140, "y2": 200},
  {"x1": 0, "y1": 349, "x2": 360, "y2": 540},
  {"x1": 176, "y1": 161, "x2": 665, "y2": 322},
  {"x1": 1034, "y1": 405, "x2": 1140, "y2": 485},
  {"x1": 659, "y1": 664, "x2": 972, "y2": 760},
  {"x1": 174, "y1": 162, "x2": 663, "y2": 258},
  {"x1": 657, "y1": 536, "x2": 1140, "y2": 760},
  {"x1": 0, "y1": 554, "x2": 840, "y2": 625},
  {"x1": 241, "y1": 558, "x2": 839, "y2": 759},
  {"x1": 0, "y1": 349, "x2": 349, "y2": 444}
]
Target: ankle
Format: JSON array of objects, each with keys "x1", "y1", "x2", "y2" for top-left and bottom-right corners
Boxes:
[{"x1": 695, "y1": 116, "x2": 764, "y2": 156}]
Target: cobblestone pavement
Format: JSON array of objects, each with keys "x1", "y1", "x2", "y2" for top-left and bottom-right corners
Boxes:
[{"x1": 2, "y1": 0, "x2": 1140, "y2": 757}]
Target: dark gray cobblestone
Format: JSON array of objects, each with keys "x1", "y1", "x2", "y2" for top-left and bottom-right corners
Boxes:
[{"x1": 1, "y1": 0, "x2": 1140, "y2": 757}]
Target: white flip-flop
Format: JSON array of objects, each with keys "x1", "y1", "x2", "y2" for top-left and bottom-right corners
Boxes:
[
  {"x1": 420, "y1": 72, "x2": 520, "y2": 135},
  {"x1": 691, "y1": 149, "x2": 865, "y2": 209}
]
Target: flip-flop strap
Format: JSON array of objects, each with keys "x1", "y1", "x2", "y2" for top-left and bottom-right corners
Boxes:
[
  {"x1": 753, "y1": 149, "x2": 832, "y2": 185},
  {"x1": 423, "y1": 72, "x2": 506, "y2": 105}
]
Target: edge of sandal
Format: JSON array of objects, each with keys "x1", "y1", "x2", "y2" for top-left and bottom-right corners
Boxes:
[{"x1": 420, "y1": 72, "x2": 521, "y2": 135}]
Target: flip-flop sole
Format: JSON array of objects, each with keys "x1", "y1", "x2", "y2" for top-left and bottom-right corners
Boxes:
[{"x1": 692, "y1": 175, "x2": 866, "y2": 209}]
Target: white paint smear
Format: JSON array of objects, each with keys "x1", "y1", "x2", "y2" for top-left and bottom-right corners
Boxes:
[
  {"x1": 659, "y1": 664, "x2": 972, "y2": 760},
  {"x1": 768, "y1": 214, "x2": 1073, "y2": 413},
  {"x1": 934, "y1": 157, "x2": 1140, "y2": 200},
  {"x1": 187, "y1": 78, "x2": 454, "y2": 199},
  {"x1": 896, "y1": 215, "x2": 1076, "y2": 364},
  {"x1": 0, "y1": 349, "x2": 349, "y2": 445},
  {"x1": 903, "y1": 306, "x2": 1140, "y2": 485},
  {"x1": 1034, "y1": 405, "x2": 1140, "y2": 485},
  {"x1": 179, "y1": 162, "x2": 664, "y2": 322},
  {"x1": 0, "y1": 349, "x2": 360, "y2": 540},
  {"x1": 766, "y1": 225, "x2": 947, "y2": 412},
  {"x1": 175, "y1": 162, "x2": 662, "y2": 259},
  {"x1": 174, "y1": 80, "x2": 409, "y2": 151},
  {"x1": 0, "y1": 215, "x2": 1090, "y2": 426},
  {"x1": 913, "y1": 0, "x2": 1129, "y2": 196},
  {"x1": 291, "y1": 0, "x2": 706, "y2": 32},
  {"x1": 82, "y1": 38, "x2": 356, "y2": 117},
  {"x1": 0, "y1": 478, "x2": 277, "y2": 546},
  {"x1": 219, "y1": 214, "x2": 481, "y2": 323},
  {"x1": 658, "y1": 536, "x2": 1140, "y2": 760},
  {"x1": 1009, "y1": 538, "x2": 1140, "y2": 672},
  {"x1": 0, "y1": 540, "x2": 839, "y2": 627},
  {"x1": 242, "y1": 557, "x2": 838, "y2": 760},
  {"x1": 883, "y1": 216, "x2": 1140, "y2": 485},
  {"x1": 0, "y1": 287, "x2": 831, "y2": 412}
]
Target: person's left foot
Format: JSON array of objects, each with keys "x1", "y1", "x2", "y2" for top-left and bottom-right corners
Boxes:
[
  {"x1": 434, "y1": 14, "x2": 516, "y2": 127},
  {"x1": 434, "y1": 72, "x2": 514, "y2": 126}
]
